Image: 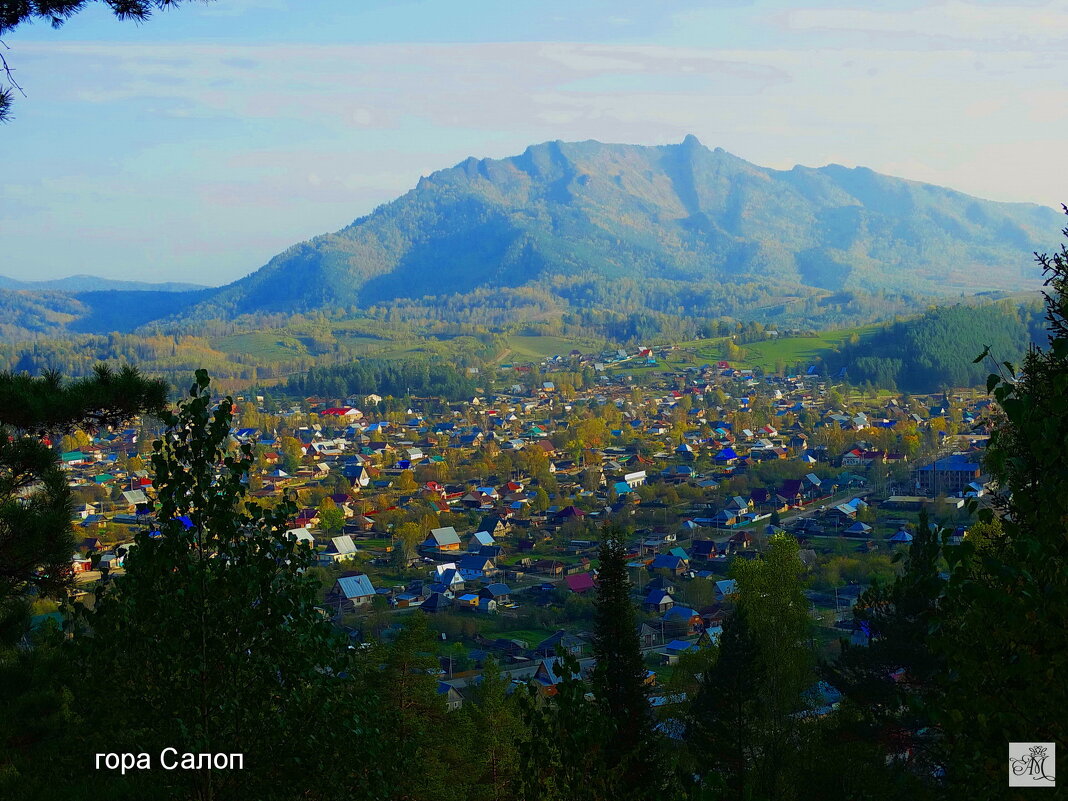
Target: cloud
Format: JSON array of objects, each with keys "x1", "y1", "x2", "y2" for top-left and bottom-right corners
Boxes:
[{"x1": 782, "y1": 1, "x2": 1068, "y2": 48}]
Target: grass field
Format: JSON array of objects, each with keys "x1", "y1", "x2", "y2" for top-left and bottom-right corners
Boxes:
[
  {"x1": 738, "y1": 326, "x2": 877, "y2": 372},
  {"x1": 213, "y1": 332, "x2": 310, "y2": 360},
  {"x1": 504, "y1": 335, "x2": 605, "y2": 361},
  {"x1": 620, "y1": 330, "x2": 873, "y2": 374}
]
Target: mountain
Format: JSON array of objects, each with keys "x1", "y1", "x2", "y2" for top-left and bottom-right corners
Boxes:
[
  {"x1": 0, "y1": 274, "x2": 207, "y2": 293},
  {"x1": 183, "y1": 136, "x2": 1061, "y2": 320}
]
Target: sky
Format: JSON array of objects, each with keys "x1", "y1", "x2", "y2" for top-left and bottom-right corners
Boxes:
[{"x1": 1, "y1": 0, "x2": 1066, "y2": 286}]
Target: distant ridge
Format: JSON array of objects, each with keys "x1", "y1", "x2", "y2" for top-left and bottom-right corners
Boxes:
[{"x1": 0, "y1": 274, "x2": 209, "y2": 293}]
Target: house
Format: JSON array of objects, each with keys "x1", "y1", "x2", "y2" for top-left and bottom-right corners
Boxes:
[
  {"x1": 96, "y1": 551, "x2": 123, "y2": 571},
  {"x1": 423, "y1": 526, "x2": 462, "y2": 552},
  {"x1": 457, "y1": 554, "x2": 497, "y2": 581},
  {"x1": 644, "y1": 589, "x2": 675, "y2": 614},
  {"x1": 661, "y1": 606, "x2": 702, "y2": 637},
  {"x1": 344, "y1": 464, "x2": 371, "y2": 489},
  {"x1": 394, "y1": 591, "x2": 425, "y2": 609},
  {"x1": 663, "y1": 639, "x2": 695, "y2": 665},
  {"x1": 456, "y1": 592, "x2": 481, "y2": 609},
  {"x1": 419, "y1": 592, "x2": 452, "y2": 613},
  {"x1": 479, "y1": 583, "x2": 512, "y2": 603},
  {"x1": 649, "y1": 553, "x2": 688, "y2": 576},
  {"x1": 638, "y1": 622, "x2": 660, "y2": 648},
  {"x1": 913, "y1": 454, "x2": 983, "y2": 495},
  {"x1": 554, "y1": 505, "x2": 586, "y2": 522},
  {"x1": 438, "y1": 682, "x2": 464, "y2": 711},
  {"x1": 71, "y1": 504, "x2": 98, "y2": 521},
  {"x1": 777, "y1": 479, "x2": 805, "y2": 505},
  {"x1": 645, "y1": 575, "x2": 678, "y2": 595},
  {"x1": 434, "y1": 566, "x2": 467, "y2": 592},
  {"x1": 714, "y1": 579, "x2": 738, "y2": 602},
  {"x1": 714, "y1": 447, "x2": 739, "y2": 465},
  {"x1": 285, "y1": 527, "x2": 316, "y2": 547},
  {"x1": 840, "y1": 448, "x2": 866, "y2": 467},
  {"x1": 533, "y1": 559, "x2": 565, "y2": 576},
  {"x1": 533, "y1": 630, "x2": 586, "y2": 658},
  {"x1": 121, "y1": 489, "x2": 149, "y2": 509},
  {"x1": 346, "y1": 515, "x2": 376, "y2": 533},
  {"x1": 468, "y1": 530, "x2": 496, "y2": 551},
  {"x1": 326, "y1": 573, "x2": 377, "y2": 614},
  {"x1": 564, "y1": 572, "x2": 596, "y2": 594},
  {"x1": 690, "y1": 540, "x2": 719, "y2": 561},
  {"x1": 728, "y1": 531, "x2": 753, "y2": 551},
  {"x1": 700, "y1": 606, "x2": 727, "y2": 630},
  {"x1": 826, "y1": 503, "x2": 858, "y2": 522},
  {"x1": 709, "y1": 509, "x2": 739, "y2": 529},
  {"x1": 531, "y1": 657, "x2": 578, "y2": 695},
  {"x1": 803, "y1": 473, "x2": 823, "y2": 495},
  {"x1": 479, "y1": 514, "x2": 510, "y2": 537},
  {"x1": 78, "y1": 536, "x2": 102, "y2": 552},
  {"x1": 843, "y1": 521, "x2": 873, "y2": 538},
  {"x1": 319, "y1": 535, "x2": 359, "y2": 565},
  {"x1": 889, "y1": 528, "x2": 914, "y2": 544}
]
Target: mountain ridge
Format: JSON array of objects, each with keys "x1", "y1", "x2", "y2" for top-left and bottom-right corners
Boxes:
[
  {"x1": 180, "y1": 137, "x2": 1060, "y2": 320},
  {"x1": 0, "y1": 138, "x2": 1061, "y2": 343}
]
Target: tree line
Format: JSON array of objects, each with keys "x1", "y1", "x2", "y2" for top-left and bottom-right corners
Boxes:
[{"x1": 285, "y1": 358, "x2": 479, "y2": 402}]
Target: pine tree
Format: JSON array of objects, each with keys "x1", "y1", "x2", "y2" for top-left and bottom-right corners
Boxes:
[
  {"x1": 686, "y1": 607, "x2": 764, "y2": 798},
  {"x1": 590, "y1": 524, "x2": 662, "y2": 798},
  {"x1": 368, "y1": 611, "x2": 453, "y2": 801},
  {"x1": 462, "y1": 657, "x2": 523, "y2": 801},
  {"x1": 517, "y1": 651, "x2": 616, "y2": 801},
  {"x1": 824, "y1": 508, "x2": 946, "y2": 794},
  {"x1": 686, "y1": 533, "x2": 813, "y2": 799}
]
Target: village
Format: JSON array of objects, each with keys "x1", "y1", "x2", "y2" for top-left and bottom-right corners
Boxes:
[{"x1": 55, "y1": 344, "x2": 992, "y2": 711}]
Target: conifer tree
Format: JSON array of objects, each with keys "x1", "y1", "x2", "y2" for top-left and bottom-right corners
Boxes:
[
  {"x1": 590, "y1": 524, "x2": 662, "y2": 797},
  {"x1": 824, "y1": 508, "x2": 946, "y2": 794},
  {"x1": 368, "y1": 612, "x2": 453, "y2": 801},
  {"x1": 517, "y1": 651, "x2": 616, "y2": 801},
  {"x1": 462, "y1": 657, "x2": 523, "y2": 801},
  {"x1": 687, "y1": 533, "x2": 812, "y2": 799}
]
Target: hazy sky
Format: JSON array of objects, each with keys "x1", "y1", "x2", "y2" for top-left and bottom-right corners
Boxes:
[{"x1": 2, "y1": 0, "x2": 1066, "y2": 286}]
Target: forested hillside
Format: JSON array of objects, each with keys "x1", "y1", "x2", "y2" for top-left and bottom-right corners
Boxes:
[{"x1": 830, "y1": 300, "x2": 1045, "y2": 391}]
